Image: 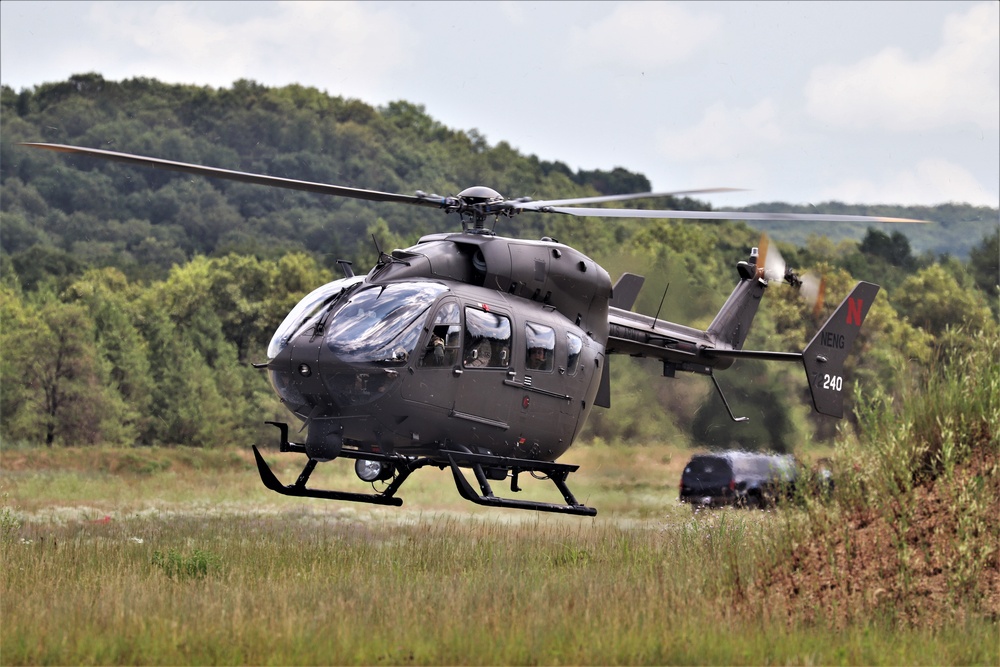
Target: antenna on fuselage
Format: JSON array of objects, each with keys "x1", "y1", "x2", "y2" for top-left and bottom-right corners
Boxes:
[{"x1": 652, "y1": 282, "x2": 671, "y2": 329}]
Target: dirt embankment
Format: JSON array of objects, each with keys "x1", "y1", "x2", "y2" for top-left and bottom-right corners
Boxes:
[{"x1": 762, "y1": 445, "x2": 999, "y2": 628}]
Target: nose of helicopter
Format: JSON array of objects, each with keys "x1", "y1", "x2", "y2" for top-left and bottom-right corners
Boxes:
[
  {"x1": 265, "y1": 280, "x2": 445, "y2": 457},
  {"x1": 267, "y1": 338, "x2": 406, "y2": 459},
  {"x1": 267, "y1": 338, "x2": 403, "y2": 416}
]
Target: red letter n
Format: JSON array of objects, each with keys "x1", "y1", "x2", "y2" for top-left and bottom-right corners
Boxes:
[{"x1": 846, "y1": 297, "x2": 863, "y2": 326}]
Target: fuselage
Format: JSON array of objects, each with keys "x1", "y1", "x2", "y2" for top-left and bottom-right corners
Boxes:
[{"x1": 265, "y1": 233, "x2": 612, "y2": 463}]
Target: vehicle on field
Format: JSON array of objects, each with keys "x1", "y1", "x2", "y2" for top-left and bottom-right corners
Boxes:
[{"x1": 679, "y1": 451, "x2": 797, "y2": 509}]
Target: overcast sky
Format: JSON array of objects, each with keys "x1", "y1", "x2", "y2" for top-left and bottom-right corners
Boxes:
[{"x1": 2, "y1": 1, "x2": 998, "y2": 209}]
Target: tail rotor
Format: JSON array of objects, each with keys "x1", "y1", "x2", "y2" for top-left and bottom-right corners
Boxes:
[
  {"x1": 758, "y1": 233, "x2": 826, "y2": 316},
  {"x1": 799, "y1": 272, "x2": 826, "y2": 318}
]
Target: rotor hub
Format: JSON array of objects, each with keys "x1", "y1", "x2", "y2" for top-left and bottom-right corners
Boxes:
[
  {"x1": 456, "y1": 186, "x2": 506, "y2": 231},
  {"x1": 457, "y1": 186, "x2": 503, "y2": 204}
]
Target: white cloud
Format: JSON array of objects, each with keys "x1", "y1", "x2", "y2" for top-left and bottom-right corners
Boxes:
[
  {"x1": 567, "y1": 2, "x2": 721, "y2": 69},
  {"x1": 818, "y1": 158, "x2": 995, "y2": 206},
  {"x1": 805, "y1": 2, "x2": 1000, "y2": 132},
  {"x1": 655, "y1": 99, "x2": 788, "y2": 162},
  {"x1": 85, "y1": 1, "x2": 415, "y2": 94}
]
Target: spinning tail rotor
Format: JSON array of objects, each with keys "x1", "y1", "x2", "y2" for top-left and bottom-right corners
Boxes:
[{"x1": 757, "y1": 233, "x2": 826, "y2": 317}]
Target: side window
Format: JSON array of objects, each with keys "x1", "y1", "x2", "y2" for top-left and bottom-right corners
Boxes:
[
  {"x1": 464, "y1": 307, "x2": 511, "y2": 369},
  {"x1": 419, "y1": 302, "x2": 461, "y2": 367},
  {"x1": 565, "y1": 332, "x2": 582, "y2": 375},
  {"x1": 525, "y1": 322, "x2": 555, "y2": 372}
]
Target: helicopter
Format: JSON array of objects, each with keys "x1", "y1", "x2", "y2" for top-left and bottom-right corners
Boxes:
[{"x1": 23, "y1": 142, "x2": 925, "y2": 516}]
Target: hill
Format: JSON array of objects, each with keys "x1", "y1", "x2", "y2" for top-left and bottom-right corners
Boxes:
[
  {"x1": 1, "y1": 73, "x2": 660, "y2": 282},
  {"x1": 2, "y1": 73, "x2": 996, "y2": 285}
]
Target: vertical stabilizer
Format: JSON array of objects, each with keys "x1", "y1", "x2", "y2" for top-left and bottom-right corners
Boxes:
[
  {"x1": 802, "y1": 281, "x2": 879, "y2": 418},
  {"x1": 705, "y1": 277, "x2": 767, "y2": 350}
]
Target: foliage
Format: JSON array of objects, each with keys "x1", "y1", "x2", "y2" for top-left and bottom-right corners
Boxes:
[
  {"x1": 0, "y1": 254, "x2": 329, "y2": 447},
  {"x1": 893, "y1": 264, "x2": 995, "y2": 341},
  {"x1": 2, "y1": 74, "x2": 645, "y2": 280},
  {"x1": 968, "y1": 228, "x2": 999, "y2": 317},
  {"x1": 842, "y1": 330, "x2": 998, "y2": 492}
]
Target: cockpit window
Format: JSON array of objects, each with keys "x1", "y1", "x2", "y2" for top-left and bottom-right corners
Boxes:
[
  {"x1": 420, "y1": 301, "x2": 461, "y2": 367},
  {"x1": 325, "y1": 282, "x2": 447, "y2": 364},
  {"x1": 267, "y1": 276, "x2": 364, "y2": 358}
]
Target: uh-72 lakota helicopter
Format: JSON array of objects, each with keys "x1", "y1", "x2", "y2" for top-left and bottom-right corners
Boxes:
[{"x1": 26, "y1": 142, "x2": 925, "y2": 516}]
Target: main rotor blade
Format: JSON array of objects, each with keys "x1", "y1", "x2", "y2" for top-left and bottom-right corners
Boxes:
[
  {"x1": 518, "y1": 187, "x2": 746, "y2": 208},
  {"x1": 21, "y1": 143, "x2": 447, "y2": 209},
  {"x1": 537, "y1": 205, "x2": 930, "y2": 224}
]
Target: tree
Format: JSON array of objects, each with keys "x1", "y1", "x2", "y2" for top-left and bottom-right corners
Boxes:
[
  {"x1": 859, "y1": 228, "x2": 917, "y2": 269},
  {"x1": 969, "y1": 229, "x2": 999, "y2": 317},
  {"x1": 1, "y1": 289, "x2": 127, "y2": 446},
  {"x1": 893, "y1": 264, "x2": 994, "y2": 339},
  {"x1": 63, "y1": 268, "x2": 152, "y2": 443}
]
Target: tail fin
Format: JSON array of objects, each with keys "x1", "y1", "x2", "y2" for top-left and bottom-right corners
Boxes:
[{"x1": 802, "y1": 281, "x2": 879, "y2": 418}]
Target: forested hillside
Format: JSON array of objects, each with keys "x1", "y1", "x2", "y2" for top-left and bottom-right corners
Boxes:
[{"x1": 1, "y1": 74, "x2": 997, "y2": 451}]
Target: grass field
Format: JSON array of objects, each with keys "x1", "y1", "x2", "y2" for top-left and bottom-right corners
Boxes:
[{"x1": 2, "y1": 439, "x2": 996, "y2": 665}]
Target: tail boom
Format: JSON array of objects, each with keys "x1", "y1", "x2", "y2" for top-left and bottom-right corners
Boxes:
[{"x1": 706, "y1": 281, "x2": 879, "y2": 418}]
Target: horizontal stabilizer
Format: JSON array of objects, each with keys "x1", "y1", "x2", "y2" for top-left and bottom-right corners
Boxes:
[{"x1": 708, "y1": 281, "x2": 879, "y2": 419}]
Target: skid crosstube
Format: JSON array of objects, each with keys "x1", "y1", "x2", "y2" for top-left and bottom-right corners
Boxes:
[{"x1": 254, "y1": 422, "x2": 596, "y2": 516}]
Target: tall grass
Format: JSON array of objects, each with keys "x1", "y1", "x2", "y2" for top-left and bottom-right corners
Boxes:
[
  {"x1": 843, "y1": 329, "x2": 998, "y2": 500},
  {"x1": 3, "y1": 510, "x2": 994, "y2": 665}
]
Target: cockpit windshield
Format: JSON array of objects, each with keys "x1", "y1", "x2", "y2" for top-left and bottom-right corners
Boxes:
[
  {"x1": 325, "y1": 282, "x2": 448, "y2": 364},
  {"x1": 267, "y1": 276, "x2": 364, "y2": 359}
]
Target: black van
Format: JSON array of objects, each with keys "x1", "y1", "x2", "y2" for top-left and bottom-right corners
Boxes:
[{"x1": 678, "y1": 452, "x2": 797, "y2": 508}]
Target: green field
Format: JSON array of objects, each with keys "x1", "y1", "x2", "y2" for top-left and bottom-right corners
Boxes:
[{"x1": 2, "y1": 439, "x2": 996, "y2": 666}]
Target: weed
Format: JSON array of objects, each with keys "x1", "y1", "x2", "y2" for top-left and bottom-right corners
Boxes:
[
  {"x1": 151, "y1": 547, "x2": 220, "y2": 580},
  {"x1": 0, "y1": 492, "x2": 20, "y2": 543},
  {"x1": 552, "y1": 542, "x2": 591, "y2": 567},
  {"x1": 761, "y1": 330, "x2": 1000, "y2": 629}
]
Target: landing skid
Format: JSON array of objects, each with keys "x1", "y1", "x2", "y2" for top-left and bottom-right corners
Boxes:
[
  {"x1": 253, "y1": 422, "x2": 597, "y2": 516},
  {"x1": 252, "y1": 445, "x2": 426, "y2": 506},
  {"x1": 443, "y1": 450, "x2": 597, "y2": 516}
]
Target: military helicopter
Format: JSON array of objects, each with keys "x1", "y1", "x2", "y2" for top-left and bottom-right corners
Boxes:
[{"x1": 24, "y1": 142, "x2": 925, "y2": 516}]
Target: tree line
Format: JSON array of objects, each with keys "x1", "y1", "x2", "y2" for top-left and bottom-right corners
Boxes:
[
  {"x1": 2, "y1": 230, "x2": 994, "y2": 451},
  {"x1": 1, "y1": 74, "x2": 997, "y2": 450}
]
